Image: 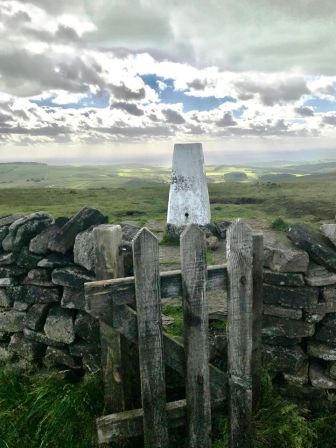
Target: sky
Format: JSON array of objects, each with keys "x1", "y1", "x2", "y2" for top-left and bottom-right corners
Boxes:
[{"x1": 0, "y1": 0, "x2": 336, "y2": 164}]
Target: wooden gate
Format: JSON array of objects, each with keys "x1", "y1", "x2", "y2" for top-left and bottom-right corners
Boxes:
[{"x1": 84, "y1": 220, "x2": 263, "y2": 448}]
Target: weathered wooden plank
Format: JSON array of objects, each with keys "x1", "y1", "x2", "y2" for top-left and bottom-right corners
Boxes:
[
  {"x1": 112, "y1": 304, "x2": 227, "y2": 402},
  {"x1": 252, "y1": 233, "x2": 264, "y2": 410},
  {"x1": 181, "y1": 225, "x2": 211, "y2": 448},
  {"x1": 133, "y1": 228, "x2": 168, "y2": 448},
  {"x1": 227, "y1": 220, "x2": 254, "y2": 448},
  {"x1": 96, "y1": 397, "x2": 225, "y2": 445},
  {"x1": 93, "y1": 225, "x2": 125, "y2": 413},
  {"x1": 85, "y1": 264, "x2": 227, "y2": 325}
]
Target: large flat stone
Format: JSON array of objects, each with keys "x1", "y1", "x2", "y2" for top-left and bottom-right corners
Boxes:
[
  {"x1": 263, "y1": 270, "x2": 304, "y2": 287},
  {"x1": 307, "y1": 340, "x2": 336, "y2": 360},
  {"x1": 61, "y1": 287, "x2": 85, "y2": 310},
  {"x1": 74, "y1": 311, "x2": 99, "y2": 344},
  {"x1": 315, "y1": 325, "x2": 336, "y2": 346},
  {"x1": 23, "y1": 327, "x2": 66, "y2": 348},
  {"x1": 52, "y1": 266, "x2": 94, "y2": 289},
  {"x1": 16, "y1": 247, "x2": 42, "y2": 269},
  {"x1": 305, "y1": 263, "x2": 336, "y2": 286},
  {"x1": 44, "y1": 346, "x2": 82, "y2": 370},
  {"x1": 0, "y1": 214, "x2": 24, "y2": 228},
  {"x1": 309, "y1": 361, "x2": 336, "y2": 389},
  {"x1": 73, "y1": 228, "x2": 95, "y2": 272},
  {"x1": 44, "y1": 306, "x2": 75, "y2": 344},
  {"x1": 288, "y1": 223, "x2": 336, "y2": 272},
  {"x1": 262, "y1": 344, "x2": 307, "y2": 374},
  {"x1": 29, "y1": 224, "x2": 62, "y2": 255},
  {"x1": 321, "y1": 223, "x2": 336, "y2": 247},
  {"x1": 0, "y1": 289, "x2": 12, "y2": 309},
  {"x1": 0, "y1": 252, "x2": 16, "y2": 266},
  {"x1": 283, "y1": 362, "x2": 309, "y2": 385},
  {"x1": 263, "y1": 284, "x2": 319, "y2": 308},
  {"x1": 23, "y1": 268, "x2": 53, "y2": 287},
  {"x1": 2, "y1": 212, "x2": 52, "y2": 252},
  {"x1": 48, "y1": 207, "x2": 107, "y2": 254},
  {"x1": 37, "y1": 253, "x2": 73, "y2": 269},
  {"x1": 0, "y1": 310, "x2": 26, "y2": 332},
  {"x1": 263, "y1": 315, "x2": 315, "y2": 338},
  {"x1": 8, "y1": 285, "x2": 60, "y2": 304},
  {"x1": 263, "y1": 305, "x2": 302, "y2": 320},
  {"x1": 25, "y1": 304, "x2": 50, "y2": 331},
  {"x1": 264, "y1": 246, "x2": 309, "y2": 272},
  {"x1": 8, "y1": 333, "x2": 44, "y2": 361}
]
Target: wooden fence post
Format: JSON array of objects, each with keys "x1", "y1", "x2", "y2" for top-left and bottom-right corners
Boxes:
[
  {"x1": 93, "y1": 224, "x2": 126, "y2": 413},
  {"x1": 226, "y1": 219, "x2": 254, "y2": 448},
  {"x1": 180, "y1": 224, "x2": 211, "y2": 448},
  {"x1": 252, "y1": 233, "x2": 264, "y2": 410},
  {"x1": 133, "y1": 228, "x2": 169, "y2": 448}
]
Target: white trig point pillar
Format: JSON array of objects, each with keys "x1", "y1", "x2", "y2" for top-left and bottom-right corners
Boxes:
[{"x1": 167, "y1": 143, "x2": 211, "y2": 231}]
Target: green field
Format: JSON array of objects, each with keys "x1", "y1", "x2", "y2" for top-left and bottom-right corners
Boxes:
[{"x1": 0, "y1": 174, "x2": 335, "y2": 228}]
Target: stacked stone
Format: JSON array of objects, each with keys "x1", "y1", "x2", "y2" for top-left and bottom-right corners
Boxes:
[
  {"x1": 262, "y1": 223, "x2": 336, "y2": 396},
  {"x1": 0, "y1": 206, "x2": 115, "y2": 375}
]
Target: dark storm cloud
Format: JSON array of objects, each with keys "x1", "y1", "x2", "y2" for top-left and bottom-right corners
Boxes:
[
  {"x1": 162, "y1": 109, "x2": 185, "y2": 124},
  {"x1": 111, "y1": 102, "x2": 144, "y2": 116}
]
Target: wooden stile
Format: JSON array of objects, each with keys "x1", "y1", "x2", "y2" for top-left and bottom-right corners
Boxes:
[
  {"x1": 252, "y1": 233, "x2": 264, "y2": 410},
  {"x1": 227, "y1": 220, "x2": 254, "y2": 448},
  {"x1": 93, "y1": 224, "x2": 126, "y2": 413},
  {"x1": 181, "y1": 225, "x2": 211, "y2": 448},
  {"x1": 132, "y1": 228, "x2": 169, "y2": 448}
]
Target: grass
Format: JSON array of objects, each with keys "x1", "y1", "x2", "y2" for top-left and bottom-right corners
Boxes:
[
  {"x1": 271, "y1": 217, "x2": 289, "y2": 232},
  {"x1": 162, "y1": 304, "x2": 184, "y2": 337},
  {"x1": 0, "y1": 364, "x2": 105, "y2": 448},
  {"x1": 1, "y1": 173, "x2": 336, "y2": 227}
]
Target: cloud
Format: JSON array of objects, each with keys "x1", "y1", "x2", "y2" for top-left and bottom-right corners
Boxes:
[
  {"x1": 162, "y1": 108, "x2": 185, "y2": 124},
  {"x1": 295, "y1": 106, "x2": 315, "y2": 117},
  {"x1": 322, "y1": 113, "x2": 336, "y2": 125},
  {"x1": 217, "y1": 112, "x2": 237, "y2": 127},
  {"x1": 111, "y1": 102, "x2": 144, "y2": 116}
]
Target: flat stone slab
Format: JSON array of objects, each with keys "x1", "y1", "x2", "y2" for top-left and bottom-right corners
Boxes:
[
  {"x1": 321, "y1": 223, "x2": 336, "y2": 247},
  {"x1": 48, "y1": 206, "x2": 107, "y2": 254},
  {"x1": 0, "y1": 214, "x2": 25, "y2": 228},
  {"x1": 264, "y1": 246, "x2": 309, "y2": 272},
  {"x1": 0, "y1": 311, "x2": 26, "y2": 332},
  {"x1": 288, "y1": 223, "x2": 336, "y2": 272},
  {"x1": 74, "y1": 311, "x2": 99, "y2": 344},
  {"x1": 23, "y1": 269, "x2": 54, "y2": 287},
  {"x1": 61, "y1": 287, "x2": 85, "y2": 310},
  {"x1": 263, "y1": 270, "x2": 304, "y2": 287},
  {"x1": 305, "y1": 263, "x2": 336, "y2": 286},
  {"x1": 0, "y1": 252, "x2": 16, "y2": 266},
  {"x1": 307, "y1": 340, "x2": 336, "y2": 361},
  {"x1": 8, "y1": 333, "x2": 44, "y2": 361},
  {"x1": 23, "y1": 327, "x2": 66, "y2": 348},
  {"x1": 9, "y1": 285, "x2": 60, "y2": 304},
  {"x1": 315, "y1": 324, "x2": 336, "y2": 346},
  {"x1": 44, "y1": 347, "x2": 81, "y2": 370},
  {"x1": 37, "y1": 253, "x2": 73, "y2": 269},
  {"x1": 73, "y1": 228, "x2": 95, "y2": 272},
  {"x1": 44, "y1": 306, "x2": 75, "y2": 344},
  {"x1": 263, "y1": 284, "x2": 319, "y2": 308},
  {"x1": 52, "y1": 266, "x2": 94, "y2": 289},
  {"x1": 26, "y1": 304, "x2": 50, "y2": 331},
  {"x1": 310, "y1": 362, "x2": 336, "y2": 389},
  {"x1": 262, "y1": 335, "x2": 302, "y2": 347},
  {"x1": 263, "y1": 344, "x2": 307, "y2": 374},
  {"x1": 263, "y1": 315, "x2": 315, "y2": 338},
  {"x1": 283, "y1": 362, "x2": 309, "y2": 385},
  {"x1": 263, "y1": 305, "x2": 302, "y2": 320}
]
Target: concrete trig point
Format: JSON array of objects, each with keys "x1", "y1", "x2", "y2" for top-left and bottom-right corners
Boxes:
[{"x1": 167, "y1": 143, "x2": 211, "y2": 231}]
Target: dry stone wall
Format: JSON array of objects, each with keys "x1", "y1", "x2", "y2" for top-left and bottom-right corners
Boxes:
[
  {"x1": 0, "y1": 207, "x2": 139, "y2": 375},
  {"x1": 2, "y1": 207, "x2": 336, "y2": 401}
]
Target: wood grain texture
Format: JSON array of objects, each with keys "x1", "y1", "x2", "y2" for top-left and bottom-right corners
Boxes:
[
  {"x1": 181, "y1": 225, "x2": 211, "y2": 448},
  {"x1": 96, "y1": 397, "x2": 225, "y2": 445},
  {"x1": 132, "y1": 228, "x2": 168, "y2": 448},
  {"x1": 93, "y1": 225, "x2": 125, "y2": 413},
  {"x1": 85, "y1": 264, "x2": 227, "y2": 325},
  {"x1": 111, "y1": 304, "x2": 227, "y2": 402},
  {"x1": 226, "y1": 219, "x2": 254, "y2": 448},
  {"x1": 252, "y1": 233, "x2": 264, "y2": 410}
]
